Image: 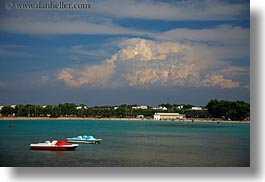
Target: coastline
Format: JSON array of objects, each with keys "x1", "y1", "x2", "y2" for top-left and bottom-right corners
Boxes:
[{"x1": 0, "y1": 116, "x2": 250, "y2": 124}]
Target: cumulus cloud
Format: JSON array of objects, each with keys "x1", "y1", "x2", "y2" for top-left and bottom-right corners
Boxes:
[
  {"x1": 116, "y1": 38, "x2": 180, "y2": 62},
  {"x1": 58, "y1": 62, "x2": 115, "y2": 87},
  {"x1": 201, "y1": 74, "x2": 240, "y2": 89},
  {"x1": 58, "y1": 38, "x2": 241, "y2": 89},
  {"x1": 123, "y1": 63, "x2": 200, "y2": 87}
]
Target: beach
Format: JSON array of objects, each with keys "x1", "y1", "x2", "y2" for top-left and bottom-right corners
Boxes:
[{"x1": 0, "y1": 116, "x2": 250, "y2": 124}]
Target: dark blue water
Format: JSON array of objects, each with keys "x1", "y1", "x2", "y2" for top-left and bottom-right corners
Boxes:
[{"x1": 0, "y1": 120, "x2": 250, "y2": 167}]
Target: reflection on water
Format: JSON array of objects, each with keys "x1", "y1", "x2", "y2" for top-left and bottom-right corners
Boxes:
[{"x1": 0, "y1": 120, "x2": 250, "y2": 167}]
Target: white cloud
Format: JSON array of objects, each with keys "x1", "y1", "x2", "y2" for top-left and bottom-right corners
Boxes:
[
  {"x1": 91, "y1": 0, "x2": 249, "y2": 21},
  {"x1": 62, "y1": 45, "x2": 116, "y2": 61},
  {"x1": 57, "y1": 62, "x2": 115, "y2": 87},
  {"x1": 156, "y1": 25, "x2": 250, "y2": 69},
  {"x1": 157, "y1": 25, "x2": 249, "y2": 46},
  {"x1": 116, "y1": 38, "x2": 180, "y2": 62},
  {"x1": 57, "y1": 38, "x2": 242, "y2": 89},
  {"x1": 28, "y1": 74, "x2": 51, "y2": 87},
  {"x1": 220, "y1": 66, "x2": 249, "y2": 77},
  {"x1": 0, "y1": 0, "x2": 249, "y2": 22},
  {"x1": 0, "y1": 18, "x2": 149, "y2": 35},
  {"x1": 201, "y1": 74, "x2": 240, "y2": 89},
  {"x1": 0, "y1": 0, "x2": 249, "y2": 36},
  {"x1": 0, "y1": 45, "x2": 31, "y2": 57}
]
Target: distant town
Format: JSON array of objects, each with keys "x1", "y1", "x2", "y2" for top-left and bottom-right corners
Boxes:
[{"x1": 0, "y1": 99, "x2": 250, "y2": 121}]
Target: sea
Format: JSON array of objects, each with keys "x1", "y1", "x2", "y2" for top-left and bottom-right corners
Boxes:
[{"x1": 0, "y1": 120, "x2": 250, "y2": 167}]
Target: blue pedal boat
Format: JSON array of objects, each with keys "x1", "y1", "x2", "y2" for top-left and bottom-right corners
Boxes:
[{"x1": 66, "y1": 135, "x2": 102, "y2": 144}]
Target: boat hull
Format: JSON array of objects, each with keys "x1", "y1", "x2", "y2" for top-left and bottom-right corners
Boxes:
[
  {"x1": 30, "y1": 146, "x2": 78, "y2": 151},
  {"x1": 67, "y1": 140, "x2": 101, "y2": 144}
]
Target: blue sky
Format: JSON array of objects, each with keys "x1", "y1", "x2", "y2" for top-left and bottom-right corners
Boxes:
[{"x1": 0, "y1": 0, "x2": 250, "y2": 106}]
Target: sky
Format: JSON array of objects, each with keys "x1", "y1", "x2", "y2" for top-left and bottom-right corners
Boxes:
[{"x1": 0, "y1": 0, "x2": 250, "y2": 106}]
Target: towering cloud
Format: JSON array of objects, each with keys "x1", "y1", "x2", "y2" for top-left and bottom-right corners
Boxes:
[
  {"x1": 58, "y1": 38, "x2": 241, "y2": 89},
  {"x1": 58, "y1": 62, "x2": 115, "y2": 87}
]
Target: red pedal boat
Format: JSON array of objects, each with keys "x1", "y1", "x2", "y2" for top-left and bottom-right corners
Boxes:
[{"x1": 30, "y1": 140, "x2": 78, "y2": 151}]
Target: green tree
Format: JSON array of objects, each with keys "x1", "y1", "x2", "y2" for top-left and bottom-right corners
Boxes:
[
  {"x1": 0, "y1": 106, "x2": 15, "y2": 116},
  {"x1": 58, "y1": 103, "x2": 77, "y2": 116},
  {"x1": 206, "y1": 99, "x2": 250, "y2": 120}
]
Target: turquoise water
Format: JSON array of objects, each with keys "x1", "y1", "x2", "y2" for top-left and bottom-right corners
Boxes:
[{"x1": 0, "y1": 120, "x2": 250, "y2": 167}]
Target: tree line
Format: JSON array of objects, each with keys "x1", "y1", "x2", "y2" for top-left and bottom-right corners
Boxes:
[
  {"x1": 0, "y1": 99, "x2": 250, "y2": 120},
  {"x1": 206, "y1": 99, "x2": 250, "y2": 120}
]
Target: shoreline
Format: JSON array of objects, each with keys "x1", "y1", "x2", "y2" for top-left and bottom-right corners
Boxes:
[{"x1": 0, "y1": 116, "x2": 250, "y2": 124}]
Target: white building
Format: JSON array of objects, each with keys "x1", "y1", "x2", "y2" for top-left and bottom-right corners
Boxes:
[
  {"x1": 132, "y1": 105, "x2": 148, "y2": 110},
  {"x1": 152, "y1": 106, "x2": 168, "y2": 111},
  {"x1": 136, "y1": 115, "x2": 144, "y2": 119},
  {"x1": 177, "y1": 105, "x2": 183, "y2": 110},
  {"x1": 76, "y1": 105, "x2": 88, "y2": 110},
  {"x1": 191, "y1": 107, "x2": 203, "y2": 110},
  {"x1": 11, "y1": 105, "x2": 16, "y2": 108},
  {"x1": 154, "y1": 113, "x2": 185, "y2": 120},
  {"x1": 0, "y1": 106, "x2": 3, "y2": 116}
]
